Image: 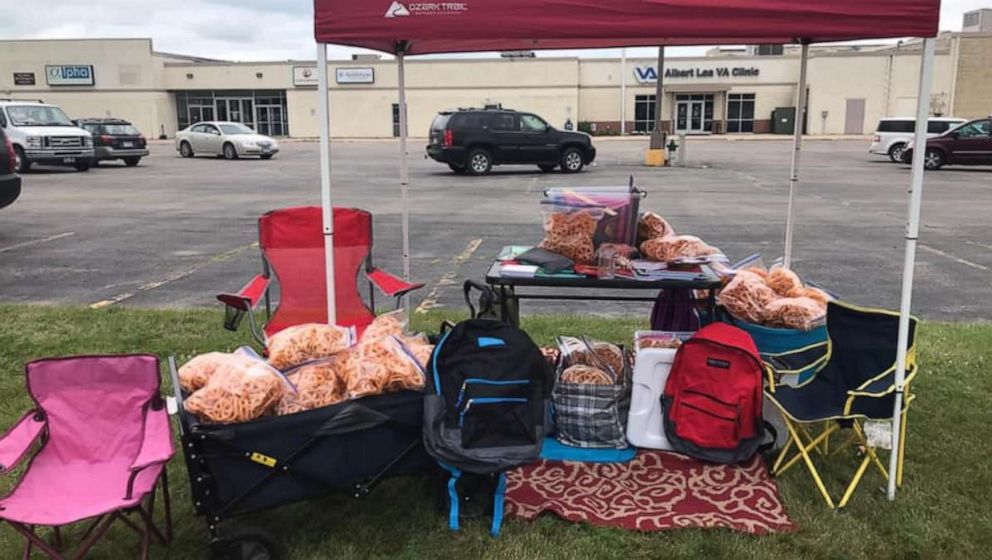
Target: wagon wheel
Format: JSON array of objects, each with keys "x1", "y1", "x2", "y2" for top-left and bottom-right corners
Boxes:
[{"x1": 210, "y1": 526, "x2": 281, "y2": 560}]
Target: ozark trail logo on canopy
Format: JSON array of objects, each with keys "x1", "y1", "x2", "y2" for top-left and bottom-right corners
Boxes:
[
  {"x1": 384, "y1": 1, "x2": 469, "y2": 18},
  {"x1": 385, "y1": 1, "x2": 411, "y2": 17}
]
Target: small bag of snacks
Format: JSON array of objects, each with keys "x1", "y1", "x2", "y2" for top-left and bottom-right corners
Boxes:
[
  {"x1": 275, "y1": 359, "x2": 347, "y2": 416},
  {"x1": 538, "y1": 203, "x2": 604, "y2": 265},
  {"x1": 185, "y1": 347, "x2": 293, "y2": 424},
  {"x1": 266, "y1": 323, "x2": 354, "y2": 370},
  {"x1": 178, "y1": 351, "x2": 231, "y2": 393},
  {"x1": 634, "y1": 330, "x2": 694, "y2": 351}
]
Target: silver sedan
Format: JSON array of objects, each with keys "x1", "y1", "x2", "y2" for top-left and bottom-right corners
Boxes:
[{"x1": 175, "y1": 121, "x2": 279, "y2": 160}]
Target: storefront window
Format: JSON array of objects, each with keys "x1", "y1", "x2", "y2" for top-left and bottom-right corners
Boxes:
[
  {"x1": 727, "y1": 93, "x2": 756, "y2": 133},
  {"x1": 174, "y1": 90, "x2": 289, "y2": 136},
  {"x1": 634, "y1": 95, "x2": 656, "y2": 133}
]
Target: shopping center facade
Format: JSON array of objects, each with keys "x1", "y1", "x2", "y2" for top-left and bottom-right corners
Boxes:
[{"x1": 1, "y1": 30, "x2": 990, "y2": 139}]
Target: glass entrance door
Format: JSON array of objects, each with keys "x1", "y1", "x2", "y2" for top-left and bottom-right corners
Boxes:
[
  {"x1": 675, "y1": 94, "x2": 715, "y2": 134},
  {"x1": 256, "y1": 105, "x2": 284, "y2": 136},
  {"x1": 216, "y1": 98, "x2": 254, "y2": 128}
]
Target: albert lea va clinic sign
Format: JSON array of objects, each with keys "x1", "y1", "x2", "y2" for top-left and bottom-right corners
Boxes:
[{"x1": 634, "y1": 65, "x2": 760, "y2": 83}]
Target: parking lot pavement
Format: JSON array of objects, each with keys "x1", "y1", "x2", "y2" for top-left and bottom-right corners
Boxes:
[{"x1": 1, "y1": 137, "x2": 990, "y2": 321}]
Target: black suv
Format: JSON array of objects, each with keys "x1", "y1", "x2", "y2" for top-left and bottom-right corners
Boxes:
[
  {"x1": 74, "y1": 118, "x2": 148, "y2": 166},
  {"x1": 1, "y1": 125, "x2": 21, "y2": 210},
  {"x1": 426, "y1": 108, "x2": 596, "y2": 175}
]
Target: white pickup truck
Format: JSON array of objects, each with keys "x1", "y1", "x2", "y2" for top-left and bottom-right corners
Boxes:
[{"x1": 0, "y1": 99, "x2": 94, "y2": 172}]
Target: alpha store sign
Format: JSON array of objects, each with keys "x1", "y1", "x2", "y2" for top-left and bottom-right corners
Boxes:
[
  {"x1": 634, "y1": 65, "x2": 760, "y2": 83},
  {"x1": 45, "y1": 65, "x2": 95, "y2": 86}
]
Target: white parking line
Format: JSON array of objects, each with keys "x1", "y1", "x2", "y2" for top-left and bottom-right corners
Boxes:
[
  {"x1": 918, "y1": 244, "x2": 989, "y2": 272},
  {"x1": 0, "y1": 232, "x2": 76, "y2": 254},
  {"x1": 415, "y1": 238, "x2": 483, "y2": 314},
  {"x1": 89, "y1": 242, "x2": 259, "y2": 309}
]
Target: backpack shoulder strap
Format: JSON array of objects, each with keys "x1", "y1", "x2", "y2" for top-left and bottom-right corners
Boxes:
[
  {"x1": 445, "y1": 466, "x2": 462, "y2": 531},
  {"x1": 490, "y1": 472, "x2": 507, "y2": 537}
]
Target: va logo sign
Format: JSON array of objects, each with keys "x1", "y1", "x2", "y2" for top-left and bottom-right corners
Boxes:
[
  {"x1": 634, "y1": 67, "x2": 658, "y2": 83},
  {"x1": 384, "y1": 1, "x2": 410, "y2": 17}
]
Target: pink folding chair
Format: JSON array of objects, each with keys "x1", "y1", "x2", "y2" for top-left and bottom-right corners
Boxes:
[{"x1": 0, "y1": 355, "x2": 174, "y2": 559}]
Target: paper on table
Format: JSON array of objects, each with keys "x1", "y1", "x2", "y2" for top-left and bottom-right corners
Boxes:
[
  {"x1": 498, "y1": 245, "x2": 533, "y2": 261},
  {"x1": 500, "y1": 264, "x2": 539, "y2": 278}
]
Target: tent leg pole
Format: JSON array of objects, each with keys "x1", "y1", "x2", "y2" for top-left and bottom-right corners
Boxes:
[
  {"x1": 317, "y1": 42, "x2": 337, "y2": 324},
  {"x1": 620, "y1": 48, "x2": 627, "y2": 136},
  {"x1": 783, "y1": 42, "x2": 808, "y2": 269},
  {"x1": 888, "y1": 36, "x2": 935, "y2": 502},
  {"x1": 397, "y1": 50, "x2": 412, "y2": 316}
]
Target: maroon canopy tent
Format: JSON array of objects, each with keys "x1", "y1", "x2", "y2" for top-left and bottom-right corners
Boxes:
[
  {"x1": 314, "y1": 0, "x2": 938, "y2": 54},
  {"x1": 310, "y1": 0, "x2": 941, "y2": 501}
]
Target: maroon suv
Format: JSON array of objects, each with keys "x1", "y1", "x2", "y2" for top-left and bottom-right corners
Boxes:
[{"x1": 902, "y1": 117, "x2": 992, "y2": 170}]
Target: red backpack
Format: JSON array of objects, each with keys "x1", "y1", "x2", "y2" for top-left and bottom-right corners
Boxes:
[{"x1": 662, "y1": 322, "x2": 774, "y2": 464}]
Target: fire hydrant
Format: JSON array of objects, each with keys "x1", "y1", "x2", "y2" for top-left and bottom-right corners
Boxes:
[{"x1": 666, "y1": 139, "x2": 679, "y2": 166}]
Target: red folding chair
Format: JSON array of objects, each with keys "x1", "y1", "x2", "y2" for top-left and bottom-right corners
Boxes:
[
  {"x1": 217, "y1": 206, "x2": 423, "y2": 345},
  {"x1": 0, "y1": 354, "x2": 174, "y2": 559}
]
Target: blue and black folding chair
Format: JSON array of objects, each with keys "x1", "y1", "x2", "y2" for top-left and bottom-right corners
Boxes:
[{"x1": 764, "y1": 301, "x2": 918, "y2": 509}]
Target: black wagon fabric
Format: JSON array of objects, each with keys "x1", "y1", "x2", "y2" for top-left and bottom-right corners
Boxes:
[{"x1": 184, "y1": 390, "x2": 433, "y2": 517}]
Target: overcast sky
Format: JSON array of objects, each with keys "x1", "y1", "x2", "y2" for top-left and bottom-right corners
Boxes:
[{"x1": 2, "y1": 0, "x2": 988, "y2": 61}]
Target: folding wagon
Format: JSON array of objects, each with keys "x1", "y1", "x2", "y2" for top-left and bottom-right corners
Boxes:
[{"x1": 168, "y1": 357, "x2": 434, "y2": 560}]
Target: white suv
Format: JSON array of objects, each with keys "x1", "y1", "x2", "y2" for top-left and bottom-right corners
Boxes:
[
  {"x1": 869, "y1": 117, "x2": 966, "y2": 163},
  {"x1": 0, "y1": 100, "x2": 94, "y2": 172}
]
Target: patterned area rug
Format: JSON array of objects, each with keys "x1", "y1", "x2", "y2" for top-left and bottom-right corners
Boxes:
[{"x1": 505, "y1": 450, "x2": 795, "y2": 534}]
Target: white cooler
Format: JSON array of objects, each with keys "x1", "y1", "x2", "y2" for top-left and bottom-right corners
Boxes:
[{"x1": 626, "y1": 345, "x2": 679, "y2": 450}]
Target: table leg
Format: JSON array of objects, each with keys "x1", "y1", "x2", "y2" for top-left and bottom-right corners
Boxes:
[{"x1": 707, "y1": 288, "x2": 717, "y2": 324}]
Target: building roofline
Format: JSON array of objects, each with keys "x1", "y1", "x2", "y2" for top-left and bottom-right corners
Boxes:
[
  {"x1": 154, "y1": 50, "x2": 229, "y2": 64},
  {"x1": 0, "y1": 37, "x2": 153, "y2": 44}
]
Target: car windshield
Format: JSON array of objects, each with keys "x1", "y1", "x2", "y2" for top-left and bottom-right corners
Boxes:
[
  {"x1": 219, "y1": 123, "x2": 254, "y2": 135},
  {"x1": 6, "y1": 105, "x2": 74, "y2": 127}
]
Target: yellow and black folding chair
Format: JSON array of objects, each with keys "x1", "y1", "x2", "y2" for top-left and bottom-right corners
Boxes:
[{"x1": 764, "y1": 301, "x2": 918, "y2": 509}]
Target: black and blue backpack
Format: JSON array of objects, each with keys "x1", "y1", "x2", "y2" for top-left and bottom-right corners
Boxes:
[{"x1": 423, "y1": 318, "x2": 551, "y2": 536}]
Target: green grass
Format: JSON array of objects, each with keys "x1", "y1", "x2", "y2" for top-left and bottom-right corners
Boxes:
[{"x1": 1, "y1": 304, "x2": 990, "y2": 559}]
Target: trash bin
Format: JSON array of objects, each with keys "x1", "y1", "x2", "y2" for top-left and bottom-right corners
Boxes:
[{"x1": 772, "y1": 107, "x2": 796, "y2": 134}]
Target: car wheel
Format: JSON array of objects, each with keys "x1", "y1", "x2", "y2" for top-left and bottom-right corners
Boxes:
[
  {"x1": 13, "y1": 146, "x2": 31, "y2": 173},
  {"x1": 466, "y1": 149, "x2": 492, "y2": 175},
  {"x1": 924, "y1": 148, "x2": 944, "y2": 170},
  {"x1": 223, "y1": 143, "x2": 239, "y2": 160},
  {"x1": 123, "y1": 157, "x2": 141, "y2": 167},
  {"x1": 179, "y1": 141, "x2": 194, "y2": 158},
  {"x1": 887, "y1": 143, "x2": 906, "y2": 163},
  {"x1": 538, "y1": 164, "x2": 557, "y2": 173},
  {"x1": 260, "y1": 154, "x2": 273, "y2": 160},
  {"x1": 447, "y1": 163, "x2": 466, "y2": 174},
  {"x1": 560, "y1": 147, "x2": 584, "y2": 173},
  {"x1": 74, "y1": 159, "x2": 91, "y2": 172}
]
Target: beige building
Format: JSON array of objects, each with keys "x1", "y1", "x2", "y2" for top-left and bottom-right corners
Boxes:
[{"x1": 1, "y1": 33, "x2": 989, "y2": 140}]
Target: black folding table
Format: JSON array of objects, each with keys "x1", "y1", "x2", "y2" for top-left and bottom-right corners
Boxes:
[{"x1": 484, "y1": 260, "x2": 723, "y2": 327}]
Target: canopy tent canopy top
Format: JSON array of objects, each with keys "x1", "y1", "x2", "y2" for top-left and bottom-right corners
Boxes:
[{"x1": 314, "y1": 0, "x2": 939, "y2": 54}]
